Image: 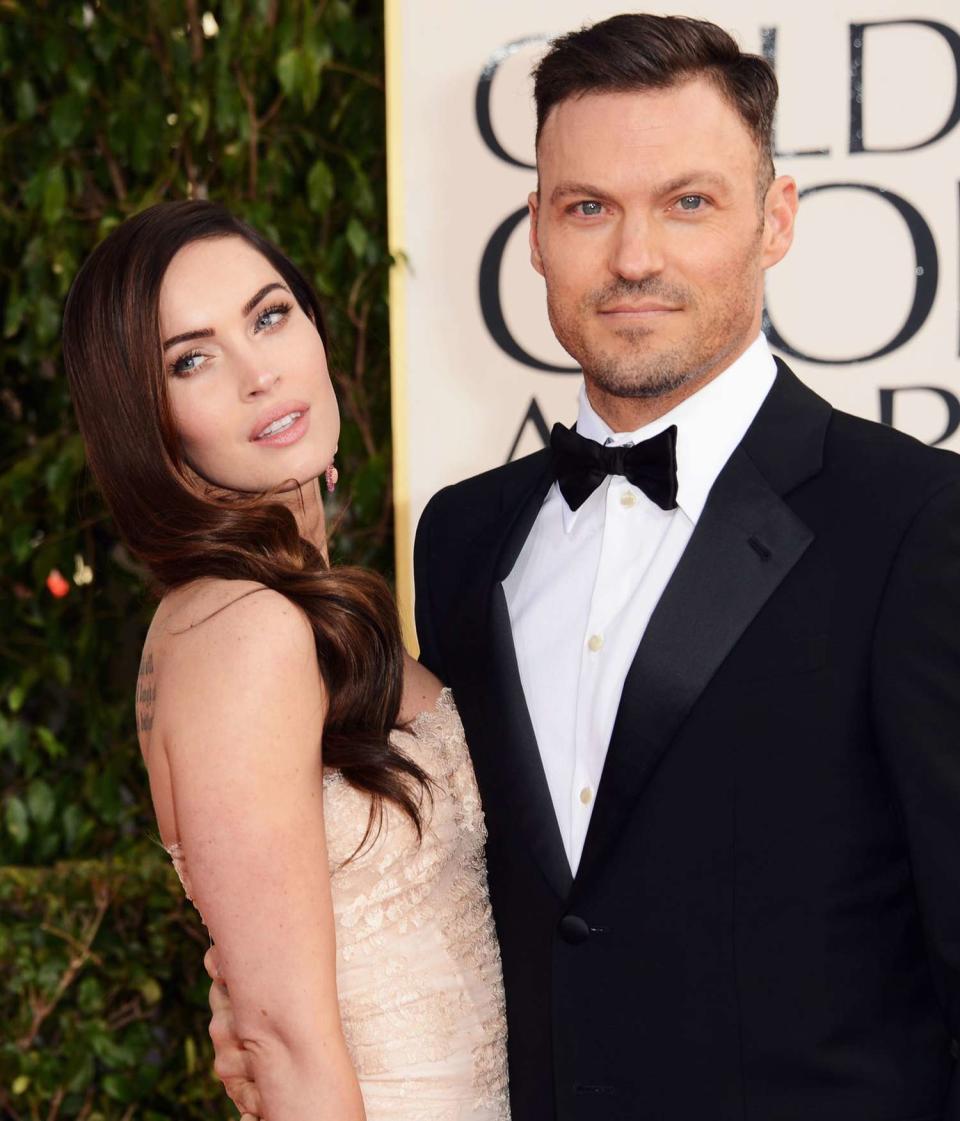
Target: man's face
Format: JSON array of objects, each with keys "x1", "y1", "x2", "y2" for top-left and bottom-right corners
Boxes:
[{"x1": 530, "y1": 77, "x2": 796, "y2": 404}]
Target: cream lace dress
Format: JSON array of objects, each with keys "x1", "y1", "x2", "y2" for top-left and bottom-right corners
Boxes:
[{"x1": 165, "y1": 688, "x2": 510, "y2": 1121}]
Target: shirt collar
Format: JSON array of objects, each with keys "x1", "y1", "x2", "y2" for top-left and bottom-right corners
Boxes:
[{"x1": 564, "y1": 333, "x2": 777, "y2": 531}]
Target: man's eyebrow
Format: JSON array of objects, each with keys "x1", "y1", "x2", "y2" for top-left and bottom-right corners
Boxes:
[
  {"x1": 549, "y1": 173, "x2": 732, "y2": 207},
  {"x1": 656, "y1": 171, "x2": 731, "y2": 196},
  {"x1": 161, "y1": 282, "x2": 292, "y2": 351},
  {"x1": 549, "y1": 182, "x2": 610, "y2": 206}
]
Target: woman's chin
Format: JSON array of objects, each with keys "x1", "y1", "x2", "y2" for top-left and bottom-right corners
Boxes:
[{"x1": 186, "y1": 468, "x2": 323, "y2": 501}]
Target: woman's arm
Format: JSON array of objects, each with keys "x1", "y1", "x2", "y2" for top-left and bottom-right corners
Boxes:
[{"x1": 154, "y1": 586, "x2": 364, "y2": 1120}]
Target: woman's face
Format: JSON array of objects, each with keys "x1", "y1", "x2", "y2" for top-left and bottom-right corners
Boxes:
[{"x1": 158, "y1": 236, "x2": 339, "y2": 494}]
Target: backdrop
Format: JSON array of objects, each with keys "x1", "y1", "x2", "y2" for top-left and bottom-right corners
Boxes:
[{"x1": 386, "y1": 0, "x2": 960, "y2": 644}]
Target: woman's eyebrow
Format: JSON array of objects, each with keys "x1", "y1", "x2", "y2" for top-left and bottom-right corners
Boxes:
[
  {"x1": 241, "y1": 281, "x2": 290, "y2": 317},
  {"x1": 163, "y1": 326, "x2": 213, "y2": 351},
  {"x1": 162, "y1": 282, "x2": 292, "y2": 351}
]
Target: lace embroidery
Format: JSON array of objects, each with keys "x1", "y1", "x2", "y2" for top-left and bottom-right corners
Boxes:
[{"x1": 165, "y1": 688, "x2": 509, "y2": 1119}]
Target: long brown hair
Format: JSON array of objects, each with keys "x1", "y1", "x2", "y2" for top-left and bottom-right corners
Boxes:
[{"x1": 62, "y1": 200, "x2": 428, "y2": 840}]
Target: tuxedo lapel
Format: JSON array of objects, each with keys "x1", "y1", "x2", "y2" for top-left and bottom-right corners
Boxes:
[
  {"x1": 573, "y1": 364, "x2": 830, "y2": 889},
  {"x1": 454, "y1": 454, "x2": 574, "y2": 900},
  {"x1": 487, "y1": 583, "x2": 574, "y2": 898}
]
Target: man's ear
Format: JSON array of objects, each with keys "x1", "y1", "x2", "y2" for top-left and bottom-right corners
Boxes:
[
  {"x1": 528, "y1": 190, "x2": 545, "y2": 277},
  {"x1": 761, "y1": 175, "x2": 798, "y2": 270}
]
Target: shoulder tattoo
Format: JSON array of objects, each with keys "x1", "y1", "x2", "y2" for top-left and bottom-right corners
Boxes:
[{"x1": 137, "y1": 650, "x2": 156, "y2": 734}]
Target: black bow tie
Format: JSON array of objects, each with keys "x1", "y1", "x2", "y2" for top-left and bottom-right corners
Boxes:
[{"x1": 549, "y1": 422, "x2": 679, "y2": 513}]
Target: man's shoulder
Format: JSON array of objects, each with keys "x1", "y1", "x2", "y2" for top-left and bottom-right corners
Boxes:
[
  {"x1": 825, "y1": 405, "x2": 960, "y2": 497},
  {"x1": 422, "y1": 447, "x2": 551, "y2": 523}
]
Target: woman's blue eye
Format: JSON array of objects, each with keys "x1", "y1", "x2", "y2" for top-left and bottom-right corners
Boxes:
[
  {"x1": 255, "y1": 302, "x2": 291, "y2": 330},
  {"x1": 172, "y1": 350, "x2": 205, "y2": 376},
  {"x1": 678, "y1": 195, "x2": 704, "y2": 211}
]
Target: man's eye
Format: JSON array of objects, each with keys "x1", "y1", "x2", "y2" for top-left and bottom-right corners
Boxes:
[
  {"x1": 573, "y1": 200, "x2": 604, "y2": 217},
  {"x1": 678, "y1": 195, "x2": 705, "y2": 211}
]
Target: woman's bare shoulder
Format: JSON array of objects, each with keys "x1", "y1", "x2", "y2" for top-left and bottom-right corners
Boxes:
[
  {"x1": 151, "y1": 578, "x2": 308, "y2": 646},
  {"x1": 152, "y1": 577, "x2": 272, "y2": 631},
  {"x1": 139, "y1": 582, "x2": 323, "y2": 838},
  {"x1": 145, "y1": 579, "x2": 317, "y2": 714}
]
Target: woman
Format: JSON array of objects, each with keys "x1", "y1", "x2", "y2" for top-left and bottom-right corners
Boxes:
[{"x1": 62, "y1": 200, "x2": 509, "y2": 1120}]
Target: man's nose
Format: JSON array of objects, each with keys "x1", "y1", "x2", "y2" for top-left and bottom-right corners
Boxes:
[{"x1": 609, "y1": 214, "x2": 665, "y2": 281}]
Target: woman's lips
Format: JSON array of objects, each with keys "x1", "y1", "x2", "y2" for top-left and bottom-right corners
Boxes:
[{"x1": 251, "y1": 407, "x2": 311, "y2": 447}]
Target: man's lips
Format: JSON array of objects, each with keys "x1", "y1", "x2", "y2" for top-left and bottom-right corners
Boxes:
[{"x1": 598, "y1": 303, "x2": 680, "y2": 316}]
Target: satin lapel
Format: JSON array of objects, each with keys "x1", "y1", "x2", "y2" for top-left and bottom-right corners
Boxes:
[
  {"x1": 455, "y1": 456, "x2": 574, "y2": 900},
  {"x1": 574, "y1": 443, "x2": 815, "y2": 890},
  {"x1": 487, "y1": 583, "x2": 574, "y2": 898}
]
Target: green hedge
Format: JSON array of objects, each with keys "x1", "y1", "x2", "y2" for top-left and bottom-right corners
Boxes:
[{"x1": 0, "y1": 2, "x2": 392, "y2": 1114}]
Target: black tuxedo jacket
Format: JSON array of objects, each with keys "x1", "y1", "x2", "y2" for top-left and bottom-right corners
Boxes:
[{"x1": 413, "y1": 363, "x2": 960, "y2": 1121}]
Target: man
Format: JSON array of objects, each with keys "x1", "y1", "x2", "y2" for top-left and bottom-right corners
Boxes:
[{"x1": 209, "y1": 13, "x2": 960, "y2": 1120}]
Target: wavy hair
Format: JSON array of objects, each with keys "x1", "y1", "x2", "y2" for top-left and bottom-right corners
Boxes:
[{"x1": 62, "y1": 200, "x2": 428, "y2": 842}]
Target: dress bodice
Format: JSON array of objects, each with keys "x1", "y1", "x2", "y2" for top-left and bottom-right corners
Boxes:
[{"x1": 166, "y1": 688, "x2": 509, "y2": 1120}]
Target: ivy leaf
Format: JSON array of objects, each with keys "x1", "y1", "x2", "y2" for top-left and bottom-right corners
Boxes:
[
  {"x1": 307, "y1": 159, "x2": 335, "y2": 214},
  {"x1": 103, "y1": 1073, "x2": 137, "y2": 1102},
  {"x1": 34, "y1": 292, "x2": 63, "y2": 345},
  {"x1": 64, "y1": 1050, "x2": 96, "y2": 1093},
  {"x1": 14, "y1": 80, "x2": 37, "y2": 121},
  {"x1": 36, "y1": 726, "x2": 66, "y2": 760},
  {"x1": 184, "y1": 1034, "x2": 197, "y2": 1074},
  {"x1": 26, "y1": 779, "x2": 56, "y2": 827},
  {"x1": 345, "y1": 216, "x2": 368, "y2": 259},
  {"x1": 0, "y1": 718, "x2": 30, "y2": 766},
  {"x1": 301, "y1": 42, "x2": 331, "y2": 111},
  {"x1": 3, "y1": 289, "x2": 26, "y2": 338},
  {"x1": 50, "y1": 94, "x2": 86, "y2": 147},
  {"x1": 276, "y1": 48, "x2": 304, "y2": 99},
  {"x1": 51, "y1": 653, "x2": 72, "y2": 686},
  {"x1": 188, "y1": 96, "x2": 211, "y2": 142},
  {"x1": 10, "y1": 524, "x2": 33, "y2": 565},
  {"x1": 5, "y1": 796, "x2": 29, "y2": 845},
  {"x1": 350, "y1": 453, "x2": 387, "y2": 522},
  {"x1": 41, "y1": 166, "x2": 67, "y2": 225},
  {"x1": 139, "y1": 977, "x2": 163, "y2": 1005},
  {"x1": 63, "y1": 803, "x2": 96, "y2": 851}
]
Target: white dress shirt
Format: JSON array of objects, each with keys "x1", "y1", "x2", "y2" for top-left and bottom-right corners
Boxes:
[{"x1": 502, "y1": 334, "x2": 778, "y2": 873}]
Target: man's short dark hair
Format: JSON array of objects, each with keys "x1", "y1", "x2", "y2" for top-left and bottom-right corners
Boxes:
[{"x1": 533, "y1": 13, "x2": 778, "y2": 190}]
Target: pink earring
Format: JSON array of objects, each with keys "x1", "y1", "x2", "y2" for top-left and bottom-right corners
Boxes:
[{"x1": 325, "y1": 461, "x2": 339, "y2": 494}]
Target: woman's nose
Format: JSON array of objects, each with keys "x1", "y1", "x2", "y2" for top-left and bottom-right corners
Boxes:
[{"x1": 242, "y1": 367, "x2": 279, "y2": 397}]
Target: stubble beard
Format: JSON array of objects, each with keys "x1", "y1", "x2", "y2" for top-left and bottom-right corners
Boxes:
[{"x1": 545, "y1": 261, "x2": 762, "y2": 402}]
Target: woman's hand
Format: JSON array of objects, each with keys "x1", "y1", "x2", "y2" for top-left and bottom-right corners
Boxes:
[{"x1": 205, "y1": 945, "x2": 263, "y2": 1120}]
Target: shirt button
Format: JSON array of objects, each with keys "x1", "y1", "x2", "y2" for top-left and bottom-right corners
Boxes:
[
  {"x1": 620, "y1": 491, "x2": 637, "y2": 508},
  {"x1": 580, "y1": 786, "x2": 593, "y2": 805},
  {"x1": 587, "y1": 634, "x2": 604, "y2": 652}
]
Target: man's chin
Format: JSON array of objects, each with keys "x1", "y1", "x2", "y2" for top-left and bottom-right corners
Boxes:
[{"x1": 582, "y1": 352, "x2": 697, "y2": 400}]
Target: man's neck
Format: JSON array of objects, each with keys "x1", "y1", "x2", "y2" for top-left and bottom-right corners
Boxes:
[{"x1": 584, "y1": 333, "x2": 759, "y2": 434}]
